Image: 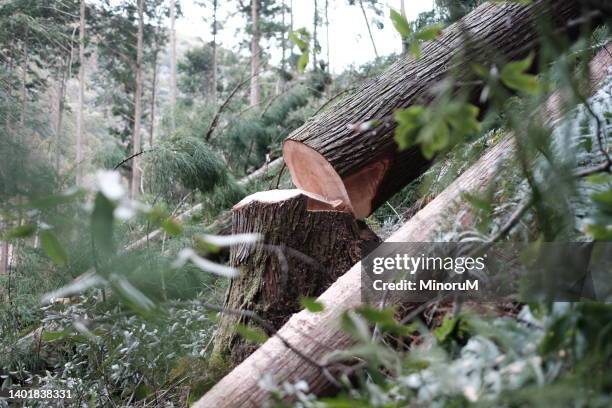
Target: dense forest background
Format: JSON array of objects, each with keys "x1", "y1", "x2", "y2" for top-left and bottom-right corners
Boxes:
[{"x1": 1, "y1": 0, "x2": 611, "y2": 406}]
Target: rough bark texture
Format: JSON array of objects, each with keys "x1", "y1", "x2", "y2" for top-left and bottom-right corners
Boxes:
[
  {"x1": 194, "y1": 46, "x2": 612, "y2": 408},
  {"x1": 283, "y1": 0, "x2": 585, "y2": 219},
  {"x1": 211, "y1": 190, "x2": 379, "y2": 367}
]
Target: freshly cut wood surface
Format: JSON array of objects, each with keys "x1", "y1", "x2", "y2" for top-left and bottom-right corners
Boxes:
[
  {"x1": 212, "y1": 189, "x2": 378, "y2": 367},
  {"x1": 195, "y1": 47, "x2": 612, "y2": 408},
  {"x1": 283, "y1": 0, "x2": 584, "y2": 219}
]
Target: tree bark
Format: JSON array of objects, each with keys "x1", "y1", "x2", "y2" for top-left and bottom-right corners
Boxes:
[
  {"x1": 20, "y1": 32, "x2": 28, "y2": 129},
  {"x1": 249, "y1": 0, "x2": 261, "y2": 107},
  {"x1": 211, "y1": 0, "x2": 218, "y2": 102},
  {"x1": 149, "y1": 50, "x2": 158, "y2": 149},
  {"x1": 211, "y1": 189, "x2": 379, "y2": 368},
  {"x1": 0, "y1": 238, "x2": 8, "y2": 277},
  {"x1": 54, "y1": 76, "x2": 66, "y2": 173},
  {"x1": 325, "y1": 0, "x2": 330, "y2": 72},
  {"x1": 194, "y1": 45, "x2": 612, "y2": 408},
  {"x1": 283, "y1": 0, "x2": 586, "y2": 219},
  {"x1": 400, "y1": 0, "x2": 407, "y2": 55},
  {"x1": 130, "y1": 0, "x2": 144, "y2": 199},
  {"x1": 169, "y1": 0, "x2": 177, "y2": 130},
  {"x1": 313, "y1": 0, "x2": 318, "y2": 70},
  {"x1": 276, "y1": 0, "x2": 287, "y2": 95},
  {"x1": 75, "y1": 0, "x2": 86, "y2": 186}
]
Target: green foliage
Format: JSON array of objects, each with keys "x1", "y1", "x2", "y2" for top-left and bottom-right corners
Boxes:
[
  {"x1": 145, "y1": 135, "x2": 230, "y2": 201},
  {"x1": 435, "y1": 0, "x2": 480, "y2": 23},
  {"x1": 300, "y1": 297, "x2": 325, "y2": 313},
  {"x1": 179, "y1": 43, "x2": 245, "y2": 100},
  {"x1": 1, "y1": 296, "x2": 220, "y2": 406},
  {"x1": 39, "y1": 230, "x2": 68, "y2": 267},
  {"x1": 500, "y1": 54, "x2": 540, "y2": 95},
  {"x1": 92, "y1": 0, "x2": 168, "y2": 144},
  {"x1": 583, "y1": 174, "x2": 612, "y2": 240},
  {"x1": 289, "y1": 28, "x2": 311, "y2": 73},
  {"x1": 390, "y1": 9, "x2": 411, "y2": 38},
  {"x1": 390, "y1": 8, "x2": 443, "y2": 58},
  {"x1": 236, "y1": 324, "x2": 269, "y2": 344},
  {"x1": 394, "y1": 101, "x2": 480, "y2": 158}
]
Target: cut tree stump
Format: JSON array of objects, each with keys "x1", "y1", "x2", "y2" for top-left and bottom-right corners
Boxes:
[
  {"x1": 194, "y1": 45, "x2": 612, "y2": 408},
  {"x1": 283, "y1": 0, "x2": 589, "y2": 219},
  {"x1": 211, "y1": 189, "x2": 379, "y2": 367}
]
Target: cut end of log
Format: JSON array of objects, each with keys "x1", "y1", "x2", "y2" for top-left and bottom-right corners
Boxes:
[
  {"x1": 233, "y1": 189, "x2": 350, "y2": 213},
  {"x1": 283, "y1": 141, "x2": 389, "y2": 218}
]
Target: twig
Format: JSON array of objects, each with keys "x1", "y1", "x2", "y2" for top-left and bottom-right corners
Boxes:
[
  {"x1": 399, "y1": 295, "x2": 446, "y2": 325},
  {"x1": 273, "y1": 163, "x2": 286, "y2": 189},
  {"x1": 574, "y1": 161, "x2": 612, "y2": 177},
  {"x1": 113, "y1": 149, "x2": 152, "y2": 170},
  {"x1": 205, "y1": 56, "x2": 267, "y2": 141},
  {"x1": 204, "y1": 76, "x2": 252, "y2": 141},
  {"x1": 486, "y1": 196, "x2": 534, "y2": 245},
  {"x1": 580, "y1": 97, "x2": 612, "y2": 167}
]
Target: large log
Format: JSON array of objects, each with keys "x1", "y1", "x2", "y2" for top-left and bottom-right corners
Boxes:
[
  {"x1": 211, "y1": 189, "x2": 379, "y2": 367},
  {"x1": 194, "y1": 46, "x2": 612, "y2": 408},
  {"x1": 283, "y1": 0, "x2": 589, "y2": 219}
]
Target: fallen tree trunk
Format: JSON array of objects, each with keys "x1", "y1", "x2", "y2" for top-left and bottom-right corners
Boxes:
[
  {"x1": 283, "y1": 0, "x2": 589, "y2": 219},
  {"x1": 194, "y1": 46, "x2": 612, "y2": 408},
  {"x1": 211, "y1": 189, "x2": 379, "y2": 367}
]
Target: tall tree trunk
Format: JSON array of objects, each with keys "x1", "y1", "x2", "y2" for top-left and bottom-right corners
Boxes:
[
  {"x1": 194, "y1": 47, "x2": 612, "y2": 408},
  {"x1": 281, "y1": 0, "x2": 286, "y2": 72},
  {"x1": 149, "y1": 50, "x2": 158, "y2": 149},
  {"x1": 290, "y1": 0, "x2": 294, "y2": 60},
  {"x1": 400, "y1": 0, "x2": 407, "y2": 55},
  {"x1": 20, "y1": 32, "x2": 28, "y2": 130},
  {"x1": 131, "y1": 0, "x2": 144, "y2": 199},
  {"x1": 75, "y1": 0, "x2": 86, "y2": 186},
  {"x1": 169, "y1": 0, "x2": 177, "y2": 130},
  {"x1": 313, "y1": 0, "x2": 318, "y2": 70},
  {"x1": 211, "y1": 190, "x2": 379, "y2": 368},
  {"x1": 55, "y1": 77, "x2": 66, "y2": 172},
  {"x1": 3, "y1": 56, "x2": 13, "y2": 277},
  {"x1": 359, "y1": 0, "x2": 378, "y2": 58},
  {"x1": 0, "y1": 216, "x2": 8, "y2": 278},
  {"x1": 283, "y1": 0, "x2": 585, "y2": 219},
  {"x1": 325, "y1": 0, "x2": 330, "y2": 72},
  {"x1": 276, "y1": 0, "x2": 287, "y2": 95},
  {"x1": 249, "y1": 0, "x2": 261, "y2": 107},
  {"x1": 4, "y1": 51, "x2": 12, "y2": 134},
  {"x1": 0, "y1": 242, "x2": 7, "y2": 277},
  {"x1": 211, "y1": 0, "x2": 218, "y2": 102}
]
